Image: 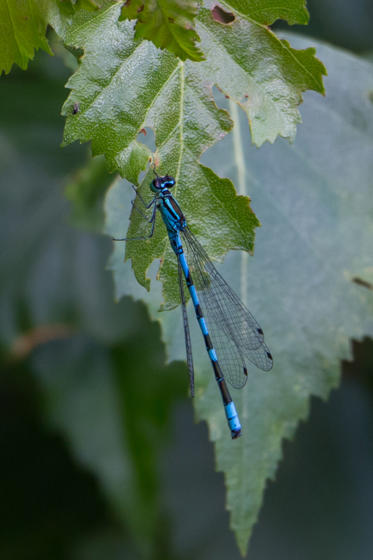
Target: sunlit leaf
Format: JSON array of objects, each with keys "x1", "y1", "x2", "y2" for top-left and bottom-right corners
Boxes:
[{"x1": 120, "y1": 0, "x2": 205, "y2": 62}]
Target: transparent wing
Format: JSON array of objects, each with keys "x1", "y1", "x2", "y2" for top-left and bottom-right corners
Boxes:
[{"x1": 181, "y1": 228, "x2": 273, "y2": 389}]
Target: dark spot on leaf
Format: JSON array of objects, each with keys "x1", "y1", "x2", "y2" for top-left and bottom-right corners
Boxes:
[
  {"x1": 168, "y1": 17, "x2": 175, "y2": 24},
  {"x1": 352, "y1": 277, "x2": 373, "y2": 291},
  {"x1": 124, "y1": 0, "x2": 143, "y2": 11},
  {"x1": 267, "y1": 352, "x2": 273, "y2": 360},
  {"x1": 72, "y1": 102, "x2": 79, "y2": 115},
  {"x1": 211, "y1": 5, "x2": 235, "y2": 24},
  {"x1": 257, "y1": 328, "x2": 263, "y2": 335},
  {"x1": 243, "y1": 367, "x2": 248, "y2": 376},
  {"x1": 139, "y1": 128, "x2": 147, "y2": 136}
]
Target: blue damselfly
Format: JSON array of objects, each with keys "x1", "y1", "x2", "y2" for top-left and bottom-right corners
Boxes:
[{"x1": 114, "y1": 174, "x2": 273, "y2": 438}]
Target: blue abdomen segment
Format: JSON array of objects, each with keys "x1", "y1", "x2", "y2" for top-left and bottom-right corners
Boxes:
[
  {"x1": 225, "y1": 402, "x2": 241, "y2": 438},
  {"x1": 166, "y1": 230, "x2": 242, "y2": 439}
]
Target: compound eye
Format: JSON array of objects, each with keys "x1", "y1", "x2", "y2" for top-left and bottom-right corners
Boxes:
[
  {"x1": 150, "y1": 178, "x2": 161, "y2": 192},
  {"x1": 165, "y1": 176, "x2": 175, "y2": 188}
]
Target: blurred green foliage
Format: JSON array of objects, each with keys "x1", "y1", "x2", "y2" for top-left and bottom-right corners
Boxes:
[{"x1": 0, "y1": 1, "x2": 373, "y2": 559}]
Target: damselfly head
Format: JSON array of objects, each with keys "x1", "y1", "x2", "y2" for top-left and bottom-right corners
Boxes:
[{"x1": 150, "y1": 175, "x2": 176, "y2": 192}]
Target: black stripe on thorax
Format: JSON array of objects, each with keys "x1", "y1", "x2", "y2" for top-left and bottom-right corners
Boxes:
[{"x1": 161, "y1": 192, "x2": 185, "y2": 221}]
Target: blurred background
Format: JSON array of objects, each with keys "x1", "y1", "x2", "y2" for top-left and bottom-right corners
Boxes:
[{"x1": 1, "y1": 1, "x2": 373, "y2": 559}]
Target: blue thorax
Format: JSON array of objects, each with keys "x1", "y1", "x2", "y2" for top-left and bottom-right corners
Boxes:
[{"x1": 151, "y1": 175, "x2": 187, "y2": 233}]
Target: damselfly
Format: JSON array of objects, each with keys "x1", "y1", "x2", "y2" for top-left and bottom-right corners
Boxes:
[{"x1": 114, "y1": 174, "x2": 273, "y2": 438}]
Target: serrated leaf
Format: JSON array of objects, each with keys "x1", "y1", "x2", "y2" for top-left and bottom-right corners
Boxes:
[
  {"x1": 61, "y1": 2, "x2": 325, "y2": 302},
  {"x1": 61, "y1": 2, "x2": 326, "y2": 157},
  {"x1": 221, "y1": 0, "x2": 309, "y2": 25},
  {"x1": 120, "y1": 0, "x2": 205, "y2": 62},
  {"x1": 199, "y1": 2, "x2": 326, "y2": 145},
  {"x1": 0, "y1": 0, "x2": 108, "y2": 75},
  {"x1": 106, "y1": 38, "x2": 373, "y2": 553},
  {"x1": 0, "y1": 0, "x2": 52, "y2": 74}
]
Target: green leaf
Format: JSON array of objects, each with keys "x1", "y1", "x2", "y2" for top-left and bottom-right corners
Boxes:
[
  {"x1": 106, "y1": 37, "x2": 373, "y2": 553},
  {"x1": 221, "y1": 0, "x2": 309, "y2": 25},
  {"x1": 60, "y1": 2, "x2": 325, "y2": 300},
  {"x1": 0, "y1": 0, "x2": 52, "y2": 74},
  {"x1": 120, "y1": 0, "x2": 205, "y2": 62},
  {"x1": 0, "y1": 0, "x2": 106, "y2": 75},
  {"x1": 199, "y1": 2, "x2": 326, "y2": 145},
  {"x1": 61, "y1": 2, "x2": 326, "y2": 156}
]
